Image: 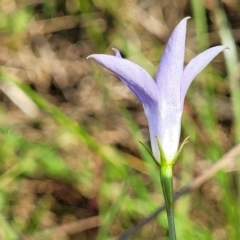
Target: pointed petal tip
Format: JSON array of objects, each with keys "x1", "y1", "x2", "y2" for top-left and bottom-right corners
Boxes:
[
  {"x1": 180, "y1": 16, "x2": 191, "y2": 24},
  {"x1": 172, "y1": 17, "x2": 190, "y2": 31},
  {"x1": 215, "y1": 45, "x2": 229, "y2": 50},
  {"x1": 112, "y1": 48, "x2": 122, "y2": 58},
  {"x1": 112, "y1": 48, "x2": 119, "y2": 52},
  {"x1": 213, "y1": 45, "x2": 229, "y2": 51},
  {"x1": 87, "y1": 54, "x2": 103, "y2": 60},
  {"x1": 184, "y1": 16, "x2": 191, "y2": 20},
  {"x1": 86, "y1": 54, "x2": 94, "y2": 60}
]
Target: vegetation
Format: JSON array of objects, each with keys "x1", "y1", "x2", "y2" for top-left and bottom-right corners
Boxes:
[{"x1": 0, "y1": 0, "x2": 239, "y2": 239}]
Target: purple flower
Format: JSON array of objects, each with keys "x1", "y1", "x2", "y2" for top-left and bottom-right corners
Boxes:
[{"x1": 87, "y1": 17, "x2": 227, "y2": 162}]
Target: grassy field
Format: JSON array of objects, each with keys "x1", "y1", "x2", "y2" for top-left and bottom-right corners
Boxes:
[{"x1": 0, "y1": 0, "x2": 239, "y2": 239}]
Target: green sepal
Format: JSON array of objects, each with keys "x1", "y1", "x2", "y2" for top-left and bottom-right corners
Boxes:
[
  {"x1": 156, "y1": 136, "x2": 190, "y2": 165},
  {"x1": 172, "y1": 136, "x2": 189, "y2": 164},
  {"x1": 139, "y1": 141, "x2": 160, "y2": 167},
  {"x1": 156, "y1": 137, "x2": 168, "y2": 166}
]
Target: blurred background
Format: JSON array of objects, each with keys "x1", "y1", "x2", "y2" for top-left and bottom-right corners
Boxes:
[{"x1": 0, "y1": 0, "x2": 240, "y2": 239}]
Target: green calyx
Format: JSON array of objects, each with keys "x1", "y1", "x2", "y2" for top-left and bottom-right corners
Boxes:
[
  {"x1": 140, "y1": 136, "x2": 189, "y2": 167},
  {"x1": 157, "y1": 136, "x2": 190, "y2": 166}
]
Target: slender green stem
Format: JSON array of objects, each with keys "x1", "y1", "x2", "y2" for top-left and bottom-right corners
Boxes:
[{"x1": 160, "y1": 164, "x2": 176, "y2": 240}]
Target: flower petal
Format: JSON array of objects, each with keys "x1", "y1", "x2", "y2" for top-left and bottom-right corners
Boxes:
[
  {"x1": 87, "y1": 53, "x2": 159, "y2": 105},
  {"x1": 112, "y1": 48, "x2": 122, "y2": 58},
  {"x1": 181, "y1": 46, "x2": 227, "y2": 103},
  {"x1": 144, "y1": 104, "x2": 182, "y2": 162},
  {"x1": 143, "y1": 104, "x2": 161, "y2": 161},
  {"x1": 111, "y1": 49, "x2": 148, "y2": 100},
  {"x1": 156, "y1": 17, "x2": 190, "y2": 107},
  {"x1": 158, "y1": 108, "x2": 182, "y2": 161}
]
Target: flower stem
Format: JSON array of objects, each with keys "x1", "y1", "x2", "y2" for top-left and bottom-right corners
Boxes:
[{"x1": 160, "y1": 164, "x2": 176, "y2": 240}]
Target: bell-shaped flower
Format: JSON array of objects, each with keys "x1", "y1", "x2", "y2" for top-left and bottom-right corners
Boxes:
[{"x1": 87, "y1": 17, "x2": 227, "y2": 163}]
